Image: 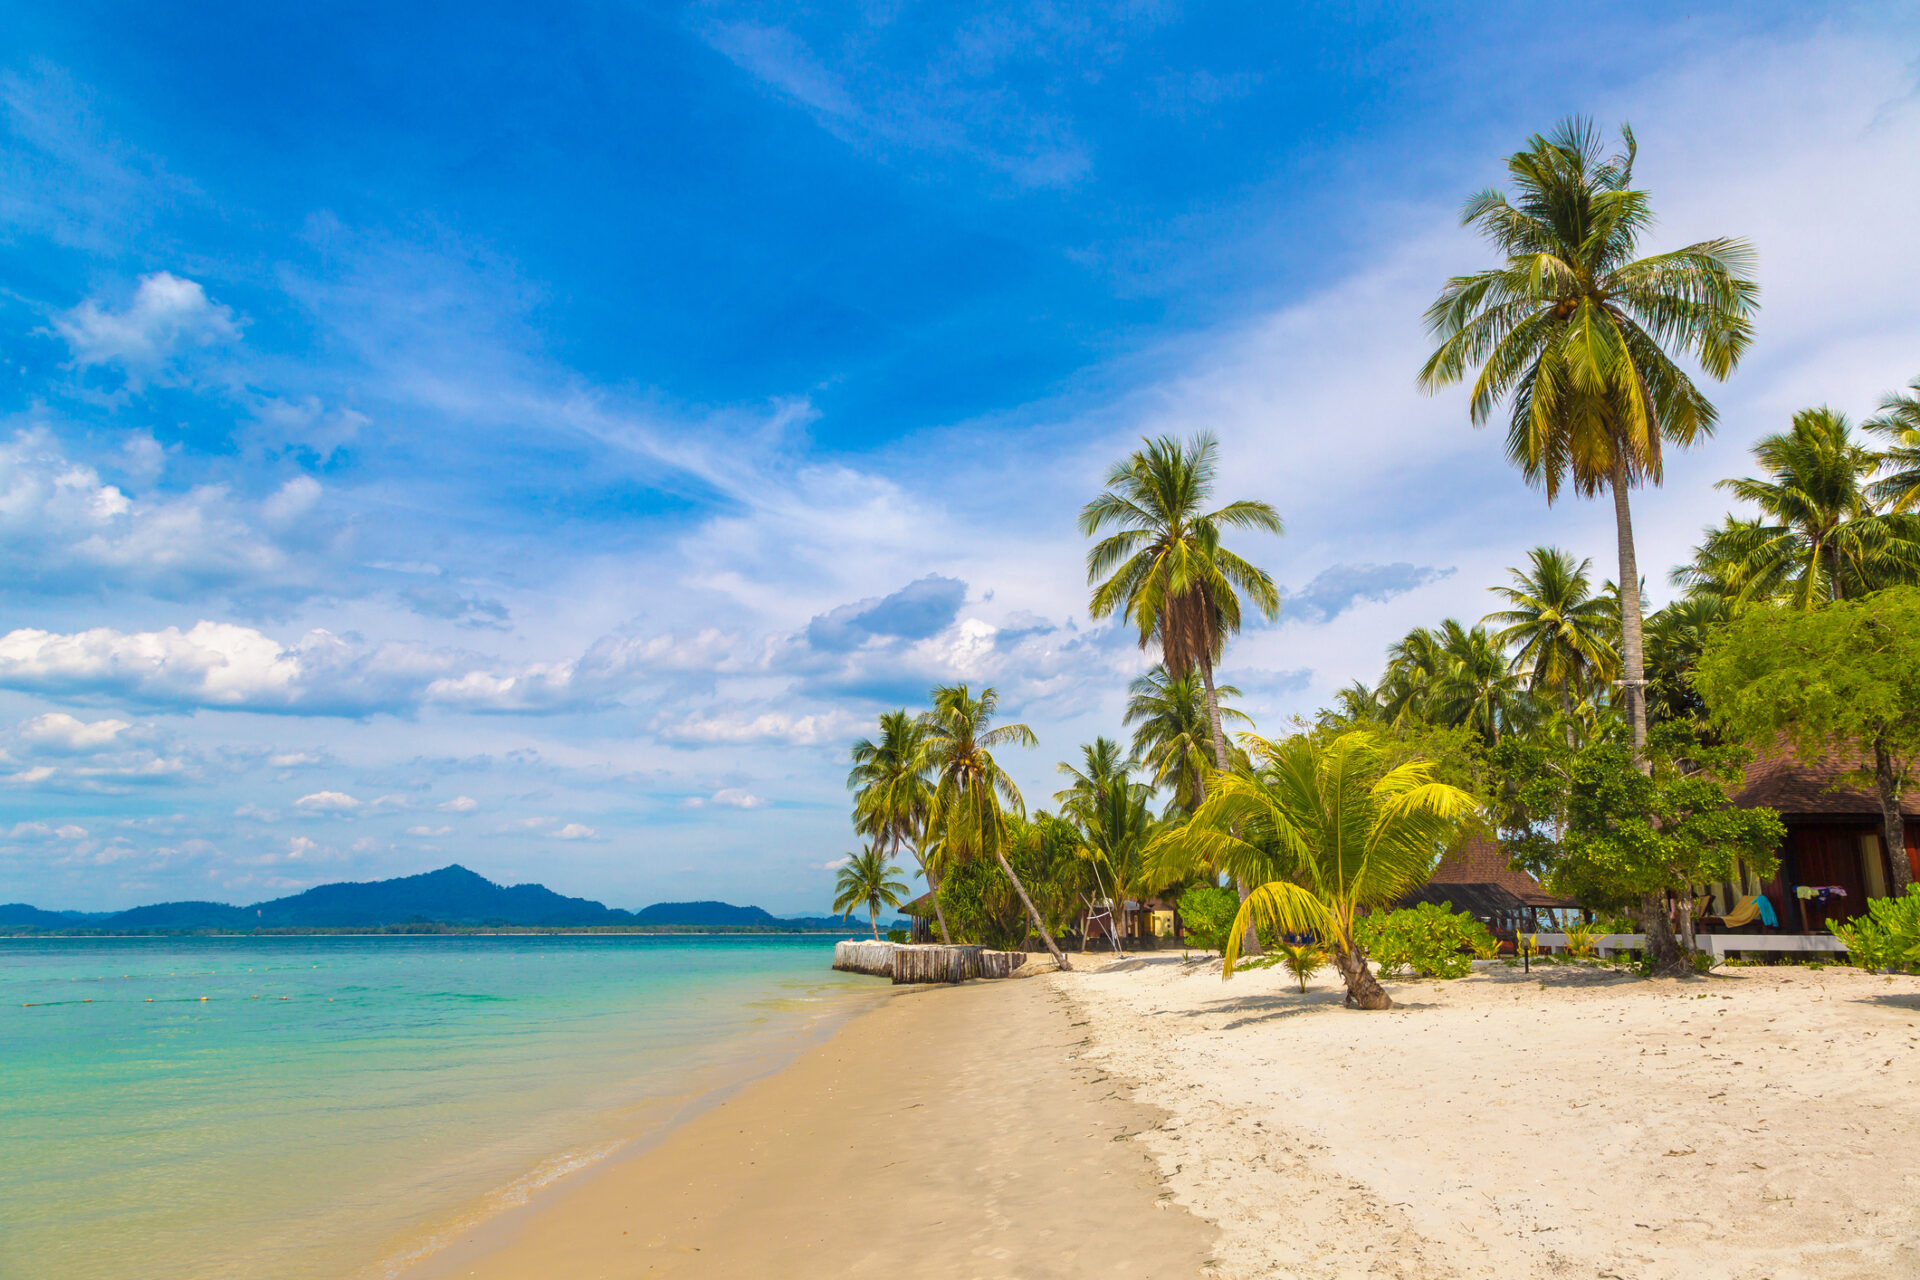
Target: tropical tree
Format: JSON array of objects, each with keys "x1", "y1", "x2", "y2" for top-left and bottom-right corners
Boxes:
[
  {"x1": 1080, "y1": 433, "x2": 1282, "y2": 780},
  {"x1": 1866, "y1": 377, "x2": 1920, "y2": 514},
  {"x1": 1057, "y1": 741, "x2": 1163, "y2": 950},
  {"x1": 1123, "y1": 665, "x2": 1248, "y2": 815},
  {"x1": 1643, "y1": 594, "x2": 1727, "y2": 727},
  {"x1": 847, "y1": 710, "x2": 949, "y2": 942},
  {"x1": 1427, "y1": 620, "x2": 1528, "y2": 746},
  {"x1": 832, "y1": 845, "x2": 910, "y2": 941},
  {"x1": 1150, "y1": 731, "x2": 1479, "y2": 1009},
  {"x1": 1676, "y1": 408, "x2": 1920, "y2": 608},
  {"x1": 1419, "y1": 118, "x2": 1759, "y2": 764},
  {"x1": 921, "y1": 683, "x2": 1071, "y2": 968},
  {"x1": 1485, "y1": 546, "x2": 1618, "y2": 713},
  {"x1": 1378, "y1": 625, "x2": 1448, "y2": 726}
]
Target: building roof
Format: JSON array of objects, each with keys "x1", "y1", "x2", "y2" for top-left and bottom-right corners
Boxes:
[
  {"x1": 1430, "y1": 835, "x2": 1575, "y2": 908},
  {"x1": 1732, "y1": 740, "x2": 1920, "y2": 819},
  {"x1": 1401, "y1": 881, "x2": 1535, "y2": 920}
]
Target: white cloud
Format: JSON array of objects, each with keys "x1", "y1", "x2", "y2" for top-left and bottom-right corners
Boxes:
[
  {"x1": 7, "y1": 820, "x2": 88, "y2": 840},
  {"x1": 661, "y1": 709, "x2": 855, "y2": 746},
  {"x1": 54, "y1": 272, "x2": 239, "y2": 380},
  {"x1": 821, "y1": 855, "x2": 851, "y2": 871},
  {"x1": 553, "y1": 823, "x2": 597, "y2": 840},
  {"x1": 437, "y1": 795, "x2": 479, "y2": 813},
  {"x1": 710, "y1": 788, "x2": 765, "y2": 809},
  {"x1": 267, "y1": 752, "x2": 324, "y2": 768},
  {"x1": 405, "y1": 825, "x2": 451, "y2": 837},
  {"x1": 18, "y1": 711, "x2": 130, "y2": 753},
  {"x1": 293, "y1": 790, "x2": 360, "y2": 812}
]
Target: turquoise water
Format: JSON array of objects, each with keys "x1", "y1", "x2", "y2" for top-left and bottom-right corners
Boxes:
[{"x1": 0, "y1": 935, "x2": 875, "y2": 1280}]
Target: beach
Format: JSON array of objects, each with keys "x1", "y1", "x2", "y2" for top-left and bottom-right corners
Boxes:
[
  {"x1": 408, "y1": 970, "x2": 1216, "y2": 1278},
  {"x1": 415, "y1": 953, "x2": 1920, "y2": 1280}
]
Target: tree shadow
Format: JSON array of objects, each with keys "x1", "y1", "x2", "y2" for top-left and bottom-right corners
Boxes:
[{"x1": 1856, "y1": 991, "x2": 1920, "y2": 1012}]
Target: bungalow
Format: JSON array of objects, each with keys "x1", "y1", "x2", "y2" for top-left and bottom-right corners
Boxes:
[
  {"x1": 1724, "y1": 744, "x2": 1919, "y2": 935},
  {"x1": 1398, "y1": 835, "x2": 1578, "y2": 936}
]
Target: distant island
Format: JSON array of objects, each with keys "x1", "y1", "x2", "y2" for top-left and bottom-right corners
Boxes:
[{"x1": 0, "y1": 865, "x2": 904, "y2": 936}]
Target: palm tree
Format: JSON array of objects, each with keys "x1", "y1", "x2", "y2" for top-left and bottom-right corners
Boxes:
[
  {"x1": 847, "y1": 710, "x2": 949, "y2": 942},
  {"x1": 832, "y1": 845, "x2": 909, "y2": 940},
  {"x1": 1056, "y1": 741, "x2": 1166, "y2": 951},
  {"x1": 1150, "y1": 732, "x2": 1477, "y2": 1009},
  {"x1": 1080, "y1": 433, "x2": 1282, "y2": 781},
  {"x1": 1485, "y1": 547, "x2": 1618, "y2": 715},
  {"x1": 1122, "y1": 666, "x2": 1249, "y2": 815},
  {"x1": 1419, "y1": 118, "x2": 1759, "y2": 764},
  {"x1": 1866, "y1": 377, "x2": 1920, "y2": 513},
  {"x1": 1320, "y1": 680, "x2": 1385, "y2": 729},
  {"x1": 1644, "y1": 594, "x2": 1728, "y2": 727},
  {"x1": 1428, "y1": 621, "x2": 1528, "y2": 746},
  {"x1": 1378, "y1": 625, "x2": 1448, "y2": 726},
  {"x1": 1677, "y1": 408, "x2": 1920, "y2": 609},
  {"x1": 921, "y1": 683, "x2": 1071, "y2": 969}
]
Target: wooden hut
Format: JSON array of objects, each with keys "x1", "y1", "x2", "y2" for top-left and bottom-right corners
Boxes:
[
  {"x1": 1728, "y1": 743, "x2": 1919, "y2": 934},
  {"x1": 1398, "y1": 835, "x2": 1576, "y2": 935}
]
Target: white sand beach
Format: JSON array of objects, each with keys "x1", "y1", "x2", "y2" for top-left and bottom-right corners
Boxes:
[{"x1": 1057, "y1": 954, "x2": 1920, "y2": 1279}]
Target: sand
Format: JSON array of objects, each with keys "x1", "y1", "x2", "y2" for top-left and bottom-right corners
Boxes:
[
  {"x1": 1057, "y1": 953, "x2": 1920, "y2": 1279},
  {"x1": 406, "y1": 971, "x2": 1217, "y2": 1279}
]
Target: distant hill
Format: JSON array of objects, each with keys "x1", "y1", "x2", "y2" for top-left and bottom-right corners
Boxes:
[
  {"x1": 1, "y1": 866, "x2": 898, "y2": 933},
  {"x1": 633, "y1": 900, "x2": 779, "y2": 927}
]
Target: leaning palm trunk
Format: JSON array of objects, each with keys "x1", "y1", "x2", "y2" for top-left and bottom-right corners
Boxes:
[
  {"x1": 1637, "y1": 890, "x2": 1688, "y2": 976},
  {"x1": 1327, "y1": 940, "x2": 1392, "y2": 1010},
  {"x1": 868, "y1": 904, "x2": 879, "y2": 941},
  {"x1": 918, "y1": 854, "x2": 954, "y2": 944},
  {"x1": 1610, "y1": 459, "x2": 1650, "y2": 769},
  {"x1": 994, "y1": 849, "x2": 1071, "y2": 971}
]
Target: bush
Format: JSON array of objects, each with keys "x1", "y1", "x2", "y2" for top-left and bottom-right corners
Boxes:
[
  {"x1": 1356, "y1": 902, "x2": 1495, "y2": 979},
  {"x1": 886, "y1": 928, "x2": 908, "y2": 943},
  {"x1": 1829, "y1": 885, "x2": 1920, "y2": 972},
  {"x1": 1178, "y1": 885, "x2": 1241, "y2": 954}
]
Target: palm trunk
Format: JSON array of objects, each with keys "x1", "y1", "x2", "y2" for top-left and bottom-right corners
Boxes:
[
  {"x1": 1330, "y1": 940, "x2": 1391, "y2": 1010},
  {"x1": 994, "y1": 848, "x2": 1071, "y2": 971},
  {"x1": 869, "y1": 904, "x2": 879, "y2": 941},
  {"x1": 1873, "y1": 737, "x2": 1915, "y2": 895},
  {"x1": 919, "y1": 852, "x2": 954, "y2": 945},
  {"x1": 1609, "y1": 458, "x2": 1649, "y2": 770},
  {"x1": 1637, "y1": 889, "x2": 1687, "y2": 976},
  {"x1": 1201, "y1": 654, "x2": 1262, "y2": 959}
]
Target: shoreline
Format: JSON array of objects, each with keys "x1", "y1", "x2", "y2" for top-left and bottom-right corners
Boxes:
[{"x1": 404, "y1": 962, "x2": 1217, "y2": 1279}]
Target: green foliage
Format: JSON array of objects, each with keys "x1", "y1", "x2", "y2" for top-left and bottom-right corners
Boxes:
[
  {"x1": 1828, "y1": 885, "x2": 1920, "y2": 972},
  {"x1": 1177, "y1": 885, "x2": 1240, "y2": 954},
  {"x1": 936, "y1": 856, "x2": 1029, "y2": 951},
  {"x1": 1495, "y1": 723, "x2": 1784, "y2": 912},
  {"x1": 937, "y1": 812, "x2": 1089, "y2": 949},
  {"x1": 1356, "y1": 902, "x2": 1494, "y2": 979},
  {"x1": 1696, "y1": 587, "x2": 1920, "y2": 811},
  {"x1": 832, "y1": 846, "x2": 910, "y2": 938},
  {"x1": 1276, "y1": 941, "x2": 1326, "y2": 992},
  {"x1": 886, "y1": 928, "x2": 908, "y2": 944}
]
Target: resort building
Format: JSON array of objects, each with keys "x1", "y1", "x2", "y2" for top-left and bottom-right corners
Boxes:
[{"x1": 1398, "y1": 835, "x2": 1576, "y2": 936}]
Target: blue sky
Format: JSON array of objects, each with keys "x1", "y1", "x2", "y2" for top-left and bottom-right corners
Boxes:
[{"x1": 4, "y1": 2, "x2": 1919, "y2": 912}]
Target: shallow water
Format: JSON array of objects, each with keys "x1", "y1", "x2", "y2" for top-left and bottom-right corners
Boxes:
[{"x1": 0, "y1": 934, "x2": 874, "y2": 1280}]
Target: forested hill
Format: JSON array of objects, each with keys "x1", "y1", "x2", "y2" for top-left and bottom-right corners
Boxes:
[{"x1": 1, "y1": 865, "x2": 894, "y2": 933}]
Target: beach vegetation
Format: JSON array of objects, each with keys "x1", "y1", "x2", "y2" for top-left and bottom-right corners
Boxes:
[
  {"x1": 1124, "y1": 665, "x2": 1249, "y2": 816},
  {"x1": 922, "y1": 683, "x2": 1074, "y2": 968},
  {"x1": 848, "y1": 710, "x2": 949, "y2": 942},
  {"x1": 1275, "y1": 940, "x2": 1326, "y2": 992},
  {"x1": 1175, "y1": 884, "x2": 1240, "y2": 956},
  {"x1": 1826, "y1": 886, "x2": 1920, "y2": 972},
  {"x1": 1356, "y1": 902, "x2": 1495, "y2": 979},
  {"x1": 1695, "y1": 587, "x2": 1920, "y2": 896},
  {"x1": 832, "y1": 846, "x2": 911, "y2": 940},
  {"x1": 1419, "y1": 118, "x2": 1759, "y2": 764},
  {"x1": 1497, "y1": 724, "x2": 1783, "y2": 975},
  {"x1": 1153, "y1": 730, "x2": 1479, "y2": 1009}
]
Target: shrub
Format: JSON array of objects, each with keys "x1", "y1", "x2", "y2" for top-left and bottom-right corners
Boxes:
[
  {"x1": 1356, "y1": 902, "x2": 1495, "y2": 979},
  {"x1": 1276, "y1": 941, "x2": 1326, "y2": 992},
  {"x1": 1178, "y1": 885, "x2": 1241, "y2": 955},
  {"x1": 1829, "y1": 885, "x2": 1920, "y2": 973},
  {"x1": 886, "y1": 928, "x2": 908, "y2": 943}
]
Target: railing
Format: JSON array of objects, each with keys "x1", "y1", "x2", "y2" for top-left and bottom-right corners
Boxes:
[{"x1": 1527, "y1": 933, "x2": 1847, "y2": 958}]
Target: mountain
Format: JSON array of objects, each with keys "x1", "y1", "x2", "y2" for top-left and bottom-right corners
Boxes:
[
  {"x1": 633, "y1": 900, "x2": 779, "y2": 927},
  {"x1": 2, "y1": 866, "x2": 887, "y2": 932}
]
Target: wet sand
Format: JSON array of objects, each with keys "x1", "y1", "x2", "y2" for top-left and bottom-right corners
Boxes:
[{"x1": 407, "y1": 968, "x2": 1217, "y2": 1279}]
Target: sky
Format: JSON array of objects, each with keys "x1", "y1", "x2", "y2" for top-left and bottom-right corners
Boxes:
[{"x1": 3, "y1": 2, "x2": 1919, "y2": 913}]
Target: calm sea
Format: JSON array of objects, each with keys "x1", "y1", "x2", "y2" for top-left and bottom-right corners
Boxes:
[{"x1": 1, "y1": 934, "x2": 877, "y2": 1280}]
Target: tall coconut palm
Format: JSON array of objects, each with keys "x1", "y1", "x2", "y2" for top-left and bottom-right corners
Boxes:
[
  {"x1": 1056, "y1": 744, "x2": 1161, "y2": 951},
  {"x1": 1378, "y1": 625, "x2": 1449, "y2": 726},
  {"x1": 1080, "y1": 433, "x2": 1282, "y2": 781},
  {"x1": 1485, "y1": 547, "x2": 1618, "y2": 714},
  {"x1": 1123, "y1": 665, "x2": 1249, "y2": 815},
  {"x1": 1677, "y1": 408, "x2": 1920, "y2": 609},
  {"x1": 1150, "y1": 731, "x2": 1477, "y2": 1009},
  {"x1": 1428, "y1": 620, "x2": 1527, "y2": 746},
  {"x1": 1644, "y1": 594, "x2": 1728, "y2": 727},
  {"x1": 832, "y1": 845, "x2": 909, "y2": 941},
  {"x1": 847, "y1": 710, "x2": 949, "y2": 943},
  {"x1": 1419, "y1": 118, "x2": 1759, "y2": 764},
  {"x1": 920, "y1": 683, "x2": 1071, "y2": 969},
  {"x1": 1866, "y1": 377, "x2": 1920, "y2": 513}
]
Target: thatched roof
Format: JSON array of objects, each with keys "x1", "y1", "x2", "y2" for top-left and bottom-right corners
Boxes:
[
  {"x1": 1732, "y1": 740, "x2": 1919, "y2": 819},
  {"x1": 1431, "y1": 835, "x2": 1574, "y2": 908}
]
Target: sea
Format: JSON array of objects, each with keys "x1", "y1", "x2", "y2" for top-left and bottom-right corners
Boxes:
[{"x1": 0, "y1": 933, "x2": 878, "y2": 1280}]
